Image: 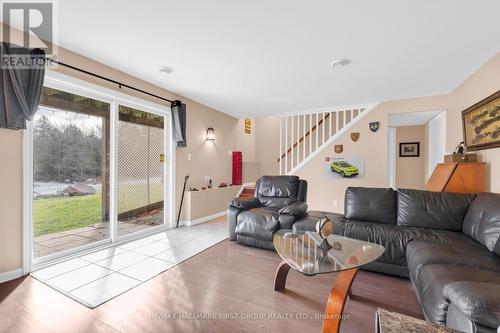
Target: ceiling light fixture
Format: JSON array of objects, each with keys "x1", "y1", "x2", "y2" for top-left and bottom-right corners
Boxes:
[
  {"x1": 330, "y1": 59, "x2": 350, "y2": 69},
  {"x1": 159, "y1": 66, "x2": 173, "y2": 74}
]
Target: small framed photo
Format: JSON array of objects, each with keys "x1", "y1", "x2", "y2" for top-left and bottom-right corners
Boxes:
[{"x1": 399, "y1": 142, "x2": 420, "y2": 157}]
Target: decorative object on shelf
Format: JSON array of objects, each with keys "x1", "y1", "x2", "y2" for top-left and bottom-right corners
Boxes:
[
  {"x1": 351, "y1": 132, "x2": 360, "y2": 142},
  {"x1": 369, "y1": 121, "x2": 380, "y2": 132},
  {"x1": 334, "y1": 144, "x2": 343, "y2": 154},
  {"x1": 399, "y1": 142, "x2": 420, "y2": 157},
  {"x1": 218, "y1": 182, "x2": 228, "y2": 188},
  {"x1": 454, "y1": 141, "x2": 465, "y2": 155},
  {"x1": 316, "y1": 216, "x2": 334, "y2": 250},
  {"x1": 201, "y1": 187, "x2": 206, "y2": 190},
  {"x1": 325, "y1": 156, "x2": 365, "y2": 179},
  {"x1": 189, "y1": 187, "x2": 199, "y2": 191},
  {"x1": 206, "y1": 127, "x2": 215, "y2": 141},
  {"x1": 244, "y1": 118, "x2": 252, "y2": 134},
  {"x1": 205, "y1": 176, "x2": 212, "y2": 189},
  {"x1": 462, "y1": 90, "x2": 500, "y2": 151},
  {"x1": 444, "y1": 153, "x2": 478, "y2": 163}
]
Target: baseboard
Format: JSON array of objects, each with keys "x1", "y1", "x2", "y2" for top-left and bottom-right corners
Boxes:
[
  {"x1": 184, "y1": 211, "x2": 226, "y2": 226},
  {"x1": 0, "y1": 268, "x2": 24, "y2": 284}
]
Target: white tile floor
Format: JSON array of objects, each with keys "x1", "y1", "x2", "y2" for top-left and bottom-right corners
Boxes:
[{"x1": 32, "y1": 219, "x2": 228, "y2": 308}]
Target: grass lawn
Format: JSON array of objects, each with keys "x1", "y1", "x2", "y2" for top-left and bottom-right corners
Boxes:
[
  {"x1": 34, "y1": 193, "x2": 102, "y2": 237},
  {"x1": 33, "y1": 183, "x2": 164, "y2": 237}
]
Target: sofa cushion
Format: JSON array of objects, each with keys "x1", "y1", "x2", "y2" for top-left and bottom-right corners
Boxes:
[
  {"x1": 462, "y1": 192, "x2": 500, "y2": 255},
  {"x1": 333, "y1": 220, "x2": 471, "y2": 267},
  {"x1": 407, "y1": 240, "x2": 500, "y2": 283},
  {"x1": 397, "y1": 189, "x2": 475, "y2": 231},
  {"x1": 443, "y1": 281, "x2": 500, "y2": 330},
  {"x1": 412, "y1": 264, "x2": 500, "y2": 325},
  {"x1": 235, "y1": 207, "x2": 280, "y2": 241},
  {"x1": 344, "y1": 187, "x2": 396, "y2": 224},
  {"x1": 256, "y1": 176, "x2": 300, "y2": 208}
]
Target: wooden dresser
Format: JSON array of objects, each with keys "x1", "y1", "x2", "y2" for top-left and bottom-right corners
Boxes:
[{"x1": 425, "y1": 162, "x2": 486, "y2": 194}]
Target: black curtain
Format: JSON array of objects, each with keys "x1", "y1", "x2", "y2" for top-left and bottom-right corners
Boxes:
[
  {"x1": 0, "y1": 43, "x2": 45, "y2": 129},
  {"x1": 171, "y1": 100, "x2": 186, "y2": 147}
]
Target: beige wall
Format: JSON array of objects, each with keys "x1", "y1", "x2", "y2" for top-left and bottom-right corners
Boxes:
[
  {"x1": 0, "y1": 25, "x2": 252, "y2": 273},
  {"x1": 290, "y1": 52, "x2": 499, "y2": 212},
  {"x1": 0, "y1": 129, "x2": 23, "y2": 272},
  {"x1": 292, "y1": 95, "x2": 449, "y2": 212},
  {"x1": 255, "y1": 116, "x2": 280, "y2": 176},
  {"x1": 395, "y1": 125, "x2": 426, "y2": 190},
  {"x1": 447, "y1": 54, "x2": 500, "y2": 191},
  {"x1": 183, "y1": 186, "x2": 239, "y2": 222}
]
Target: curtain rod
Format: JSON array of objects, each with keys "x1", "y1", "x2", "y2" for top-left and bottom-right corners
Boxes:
[{"x1": 41, "y1": 55, "x2": 176, "y2": 104}]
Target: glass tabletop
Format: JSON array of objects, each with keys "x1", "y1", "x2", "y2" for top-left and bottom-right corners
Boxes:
[{"x1": 273, "y1": 230, "x2": 385, "y2": 276}]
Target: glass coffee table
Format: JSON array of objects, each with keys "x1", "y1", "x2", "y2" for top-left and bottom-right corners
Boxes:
[{"x1": 273, "y1": 230, "x2": 385, "y2": 333}]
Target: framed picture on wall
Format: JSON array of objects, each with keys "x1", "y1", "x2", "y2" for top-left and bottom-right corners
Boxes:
[
  {"x1": 399, "y1": 142, "x2": 420, "y2": 157},
  {"x1": 462, "y1": 90, "x2": 500, "y2": 151}
]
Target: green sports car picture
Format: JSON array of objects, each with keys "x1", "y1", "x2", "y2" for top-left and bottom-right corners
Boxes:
[{"x1": 330, "y1": 160, "x2": 359, "y2": 177}]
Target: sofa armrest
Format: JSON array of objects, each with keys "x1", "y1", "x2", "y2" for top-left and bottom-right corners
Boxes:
[
  {"x1": 443, "y1": 281, "x2": 500, "y2": 330},
  {"x1": 279, "y1": 201, "x2": 308, "y2": 216},
  {"x1": 229, "y1": 197, "x2": 261, "y2": 211}
]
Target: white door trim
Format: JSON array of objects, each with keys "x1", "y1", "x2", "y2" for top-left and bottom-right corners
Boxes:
[{"x1": 388, "y1": 127, "x2": 397, "y2": 189}]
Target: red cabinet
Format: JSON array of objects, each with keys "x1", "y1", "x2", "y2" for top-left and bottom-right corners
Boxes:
[{"x1": 232, "y1": 151, "x2": 242, "y2": 185}]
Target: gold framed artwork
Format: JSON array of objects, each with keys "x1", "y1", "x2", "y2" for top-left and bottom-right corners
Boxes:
[{"x1": 462, "y1": 90, "x2": 500, "y2": 151}]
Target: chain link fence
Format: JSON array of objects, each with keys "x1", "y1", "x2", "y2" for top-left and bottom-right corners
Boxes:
[{"x1": 118, "y1": 121, "x2": 164, "y2": 217}]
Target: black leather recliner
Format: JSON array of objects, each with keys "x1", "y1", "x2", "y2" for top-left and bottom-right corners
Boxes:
[{"x1": 228, "y1": 175, "x2": 307, "y2": 249}]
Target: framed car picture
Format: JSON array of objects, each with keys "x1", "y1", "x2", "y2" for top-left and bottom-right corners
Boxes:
[
  {"x1": 399, "y1": 142, "x2": 420, "y2": 157},
  {"x1": 462, "y1": 90, "x2": 500, "y2": 151}
]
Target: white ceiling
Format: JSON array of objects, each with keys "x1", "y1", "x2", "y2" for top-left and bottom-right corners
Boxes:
[
  {"x1": 388, "y1": 110, "x2": 443, "y2": 127},
  {"x1": 11, "y1": 1, "x2": 500, "y2": 118}
]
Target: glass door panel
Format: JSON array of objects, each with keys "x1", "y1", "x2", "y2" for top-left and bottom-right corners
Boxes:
[
  {"x1": 33, "y1": 87, "x2": 110, "y2": 259},
  {"x1": 117, "y1": 105, "x2": 165, "y2": 236}
]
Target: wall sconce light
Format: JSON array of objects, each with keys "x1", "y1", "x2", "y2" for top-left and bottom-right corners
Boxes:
[{"x1": 206, "y1": 127, "x2": 215, "y2": 141}]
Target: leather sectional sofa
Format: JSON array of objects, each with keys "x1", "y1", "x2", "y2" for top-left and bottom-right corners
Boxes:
[
  {"x1": 228, "y1": 175, "x2": 308, "y2": 249},
  {"x1": 293, "y1": 187, "x2": 500, "y2": 333}
]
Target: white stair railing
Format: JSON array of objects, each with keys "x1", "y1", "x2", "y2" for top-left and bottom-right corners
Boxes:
[{"x1": 278, "y1": 103, "x2": 379, "y2": 175}]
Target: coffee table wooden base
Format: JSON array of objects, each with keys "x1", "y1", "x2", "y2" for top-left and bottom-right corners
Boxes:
[
  {"x1": 273, "y1": 260, "x2": 291, "y2": 291},
  {"x1": 321, "y1": 268, "x2": 358, "y2": 333},
  {"x1": 273, "y1": 260, "x2": 358, "y2": 333}
]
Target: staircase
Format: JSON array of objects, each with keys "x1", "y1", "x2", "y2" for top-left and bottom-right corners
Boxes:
[
  {"x1": 238, "y1": 185, "x2": 255, "y2": 199},
  {"x1": 278, "y1": 103, "x2": 379, "y2": 175}
]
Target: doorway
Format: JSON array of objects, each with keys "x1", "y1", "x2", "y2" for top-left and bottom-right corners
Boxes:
[
  {"x1": 24, "y1": 71, "x2": 174, "y2": 270},
  {"x1": 387, "y1": 110, "x2": 446, "y2": 190}
]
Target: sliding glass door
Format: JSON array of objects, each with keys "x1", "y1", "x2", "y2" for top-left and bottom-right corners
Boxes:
[
  {"x1": 33, "y1": 87, "x2": 111, "y2": 259},
  {"x1": 117, "y1": 104, "x2": 167, "y2": 237},
  {"x1": 29, "y1": 73, "x2": 173, "y2": 265}
]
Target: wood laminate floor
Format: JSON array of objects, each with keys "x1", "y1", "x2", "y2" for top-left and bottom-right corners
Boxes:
[{"x1": 0, "y1": 239, "x2": 424, "y2": 333}]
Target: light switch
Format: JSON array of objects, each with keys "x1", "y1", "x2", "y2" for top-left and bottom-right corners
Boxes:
[
  {"x1": 333, "y1": 200, "x2": 338, "y2": 207},
  {"x1": 187, "y1": 153, "x2": 192, "y2": 161}
]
